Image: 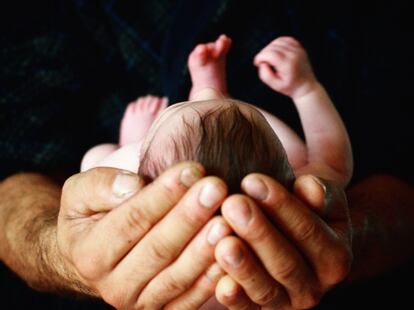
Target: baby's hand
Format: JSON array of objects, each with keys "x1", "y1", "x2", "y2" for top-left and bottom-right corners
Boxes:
[{"x1": 254, "y1": 36, "x2": 317, "y2": 99}]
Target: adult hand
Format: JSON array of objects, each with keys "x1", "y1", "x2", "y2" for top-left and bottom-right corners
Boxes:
[
  {"x1": 214, "y1": 174, "x2": 352, "y2": 309},
  {"x1": 57, "y1": 162, "x2": 232, "y2": 309}
]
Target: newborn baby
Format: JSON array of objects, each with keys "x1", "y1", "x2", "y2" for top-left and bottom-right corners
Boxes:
[{"x1": 81, "y1": 35, "x2": 353, "y2": 192}]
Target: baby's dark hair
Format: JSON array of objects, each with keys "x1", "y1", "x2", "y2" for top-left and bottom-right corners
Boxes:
[{"x1": 138, "y1": 101, "x2": 294, "y2": 193}]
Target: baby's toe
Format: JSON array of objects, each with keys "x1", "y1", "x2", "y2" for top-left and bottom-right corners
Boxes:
[
  {"x1": 216, "y1": 35, "x2": 232, "y2": 56},
  {"x1": 189, "y1": 44, "x2": 209, "y2": 67}
]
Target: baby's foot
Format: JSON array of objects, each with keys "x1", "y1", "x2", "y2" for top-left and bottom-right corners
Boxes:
[
  {"x1": 188, "y1": 34, "x2": 232, "y2": 100},
  {"x1": 119, "y1": 95, "x2": 168, "y2": 146}
]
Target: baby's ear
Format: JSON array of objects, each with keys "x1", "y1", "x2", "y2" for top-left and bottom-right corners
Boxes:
[{"x1": 191, "y1": 88, "x2": 225, "y2": 101}]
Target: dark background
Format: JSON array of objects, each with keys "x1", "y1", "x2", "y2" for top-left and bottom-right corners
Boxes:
[{"x1": 1, "y1": 0, "x2": 413, "y2": 308}]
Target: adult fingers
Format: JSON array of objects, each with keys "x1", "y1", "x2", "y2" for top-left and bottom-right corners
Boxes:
[
  {"x1": 165, "y1": 263, "x2": 226, "y2": 310},
  {"x1": 61, "y1": 167, "x2": 145, "y2": 215},
  {"x1": 220, "y1": 196, "x2": 319, "y2": 309},
  {"x1": 105, "y1": 176, "x2": 228, "y2": 308},
  {"x1": 139, "y1": 216, "x2": 232, "y2": 307},
  {"x1": 293, "y1": 174, "x2": 352, "y2": 259},
  {"x1": 293, "y1": 175, "x2": 349, "y2": 222},
  {"x1": 216, "y1": 236, "x2": 289, "y2": 308},
  {"x1": 241, "y1": 174, "x2": 352, "y2": 288},
  {"x1": 71, "y1": 162, "x2": 205, "y2": 280},
  {"x1": 216, "y1": 275, "x2": 257, "y2": 310}
]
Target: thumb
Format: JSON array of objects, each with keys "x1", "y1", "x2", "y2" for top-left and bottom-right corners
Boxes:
[
  {"x1": 293, "y1": 175, "x2": 348, "y2": 222},
  {"x1": 61, "y1": 167, "x2": 145, "y2": 215}
]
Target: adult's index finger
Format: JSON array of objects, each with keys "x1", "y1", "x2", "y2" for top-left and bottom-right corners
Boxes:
[{"x1": 83, "y1": 161, "x2": 205, "y2": 271}]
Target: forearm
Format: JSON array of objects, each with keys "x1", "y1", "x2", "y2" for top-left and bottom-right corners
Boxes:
[
  {"x1": 0, "y1": 173, "x2": 89, "y2": 295},
  {"x1": 346, "y1": 175, "x2": 414, "y2": 282},
  {"x1": 256, "y1": 107, "x2": 307, "y2": 169},
  {"x1": 293, "y1": 83, "x2": 353, "y2": 185}
]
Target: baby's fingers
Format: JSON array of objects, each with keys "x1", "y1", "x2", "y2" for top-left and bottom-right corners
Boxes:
[
  {"x1": 254, "y1": 48, "x2": 286, "y2": 67},
  {"x1": 258, "y1": 63, "x2": 285, "y2": 92}
]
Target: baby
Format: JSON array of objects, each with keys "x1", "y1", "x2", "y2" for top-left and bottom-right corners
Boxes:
[{"x1": 81, "y1": 35, "x2": 353, "y2": 193}]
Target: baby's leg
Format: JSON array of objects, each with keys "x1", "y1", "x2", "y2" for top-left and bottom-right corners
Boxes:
[
  {"x1": 119, "y1": 95, "x2": 168, "y2": 146},
  {"x1": 188, "y1": 34, "x2": 231, "y2": 101},
  {"x1": 81, "y1": 96, "x2": 167, "y2": 172}
]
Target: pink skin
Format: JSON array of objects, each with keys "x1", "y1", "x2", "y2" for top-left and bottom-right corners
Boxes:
[
  {"x1": 119, "y1": 34, "x2": 232, "y2": 149},
  {"x1": 188, "y1": 34, "x2": 232, "y2": 100},
  {"x1": 119, "y1": 95, "x2": 168, "y2": 146},
  {"x1": 80, "y1": 35, "x2": 353, "y2": 309}
]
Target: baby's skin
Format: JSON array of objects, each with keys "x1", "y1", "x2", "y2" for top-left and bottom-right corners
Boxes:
[
  {"x1": 81, "y1": 34, "x2": 352, "y2": 188},
  {"x1": 81, "y1": 34, "x2": 353, "y2": 309}
]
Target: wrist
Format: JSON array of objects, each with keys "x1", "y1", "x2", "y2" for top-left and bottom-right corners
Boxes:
[
  {"x1": 43, "y1": 217, "x2": 97, "y2": 296},
  {"x1": 291, "y1": 80, "x2": 320, "y2": 101},
  {"x1": 0, "y1": 173, "x2": 95, "y2": 296}
]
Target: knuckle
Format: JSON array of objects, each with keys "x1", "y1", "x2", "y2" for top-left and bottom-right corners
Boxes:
[
  {"x1": 136, "y1": 297, "x2": 156, "y2": 310},
  {"x1": 293, "y1": 289, "x2": 322, "y2": 309},
  {"x1": 182, "y1": 205, "x2": 208, "y2": 227},
  {"x1": 74, "y1": 251, "x2": 103, "y2": 281},
  {"x1": 271, "y1": 52, "x2": 283, "y2": 62},
  {"x1": 269, "y1": 188, "x2": 291, "y2": 209},
  {"x1": 281, "y1": 36, "x2": 300, "y2": 45},
  {"x1": 273, "y1": 258, "x2": 299, "y2": 283},
  {"x1": 61, "y1": 174, "x2": 80, "y2": 203},
  {"x1": 134, "y1": 301, "x2": 149, "y2": 310},
  {"x1": 62, "y1": 174, "x2": 76, "y2": 192},
  {"x1": 161, "y1": 272, "x2": 187, "y2": 296},
  {"x1": 138, "y1": 274, "x2": 184, "y2": 309},
  {"x1": 147, "y1": 237, "x2": 175, "y2": 262},
  {"x1": 159, "y1": 181, "x2": 177, "y2": 201},
  {"x1": 249, "y1": 222, "x2": 270, "y2": 244},
  {"x1": 262, "y1": 51, "x2": 280, "y2": 64},
  {"x1": 125, "y1": 205, "x2": 152, "y2": 235},
  {"x1": 101, "y1": 287, "x2": 124, "y2": 308},
  {"x1": 295, "y1": 219, "x2": 318, "y2": 242},
  {"x1": 254, "y1": 285, "x2": 280, "y2": 305}
]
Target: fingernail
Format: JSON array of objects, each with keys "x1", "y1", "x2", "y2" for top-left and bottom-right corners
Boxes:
[
  {"x1": 206, "y1": 263, "x2": 223, "y2": 282},
  {"x1": 224, "y1": 248, "x2": 243, "y2": 268},
  {"x1": 311, "y1": 176, "x2": 327, "y2": 196},
  {"x1": 243, "y1": 176, "x2": 269, "y2": 201},
  {"x1": 226, "y1": 199, "x2": 252, "y2": 226},
  {"x1": 113, "y1": 171, "x2": 140, "y2": 198},
  {"x1": 207, "y1": 222, "x2": 228, "y2": 245},
  {"x1": 220, "y1": 276, "x2": 238, "y2": 297},
  {"x1": 311, "y1": 176, "x2": 330, "y2": 209},
  {"x1": 180, "y1": 166, "x2": 202, "y2": 188},
  {"x1": 199, "y1": 182, "x2": 224, "y2": 208}
]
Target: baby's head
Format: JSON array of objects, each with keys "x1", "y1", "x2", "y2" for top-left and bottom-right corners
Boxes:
[{"x1": 138, "y1": 96, "x2": 294, "y2": 193}]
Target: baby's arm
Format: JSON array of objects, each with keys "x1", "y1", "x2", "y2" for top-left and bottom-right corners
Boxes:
[
  {"x1": 293, "y1": 83, "x2": 353, "y2": 186},
  {"x1": 255, "y1": 107, "x2": 307, "y2": 170},
  {"x1": 254, "y1": 37, "x2": 353, "y2": 187}
]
